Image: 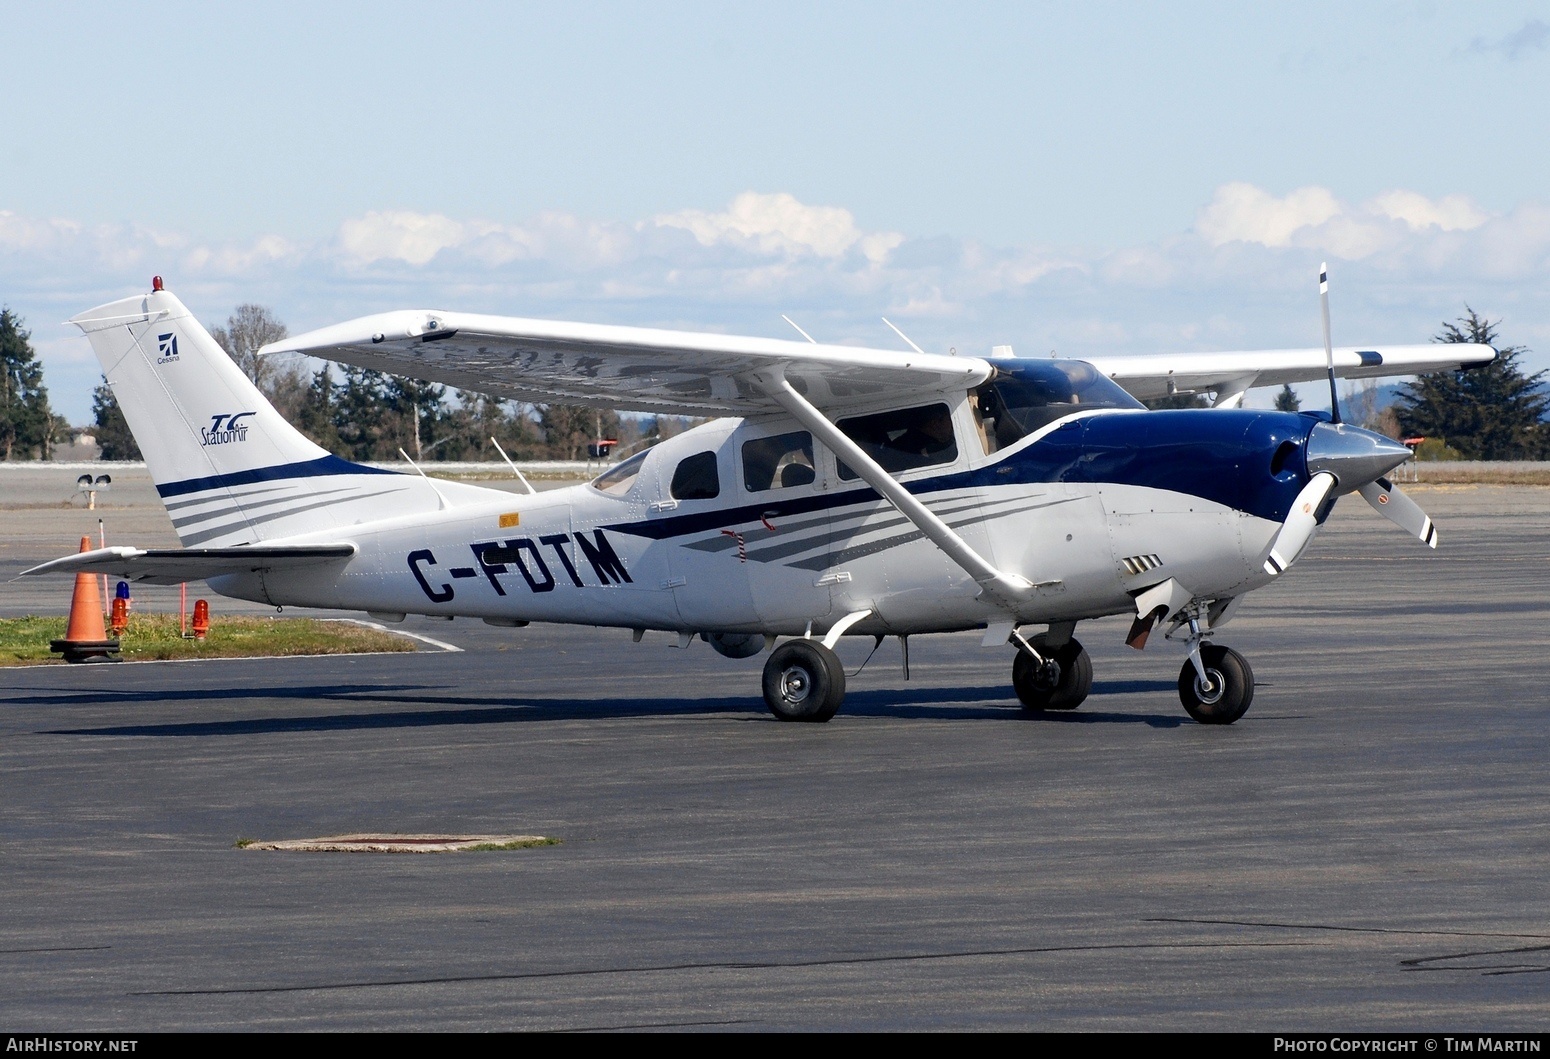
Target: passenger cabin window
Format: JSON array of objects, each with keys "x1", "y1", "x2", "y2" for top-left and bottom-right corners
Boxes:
[
  {"x1": 670, "y1": 451, "x2": 720, "y2": 500},
  {"x1": 592, "y1": 449, "x2": 649, "y2": 496},
  {"x1": 835, "y1": 403, "x2": 958, "y2": 480},
  {"x1": 742, "y1": 431, "x2": 815, "y2": 492},
  {"x1": 973, "y1": 360, "x2": 1145, "y2": 453}
]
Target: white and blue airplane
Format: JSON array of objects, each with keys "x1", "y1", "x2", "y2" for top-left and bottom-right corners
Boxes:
[{"x1": 27, "y1": 277, "x2": 1493, "y2": 724}]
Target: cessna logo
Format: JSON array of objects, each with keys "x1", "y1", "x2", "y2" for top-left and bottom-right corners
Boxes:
[
  {"x1": 156, "y1": 333, "x2": 180, "y2": 363},
  {"x1": 200, "y1": 412, "x2": 255, "y2": 447}
]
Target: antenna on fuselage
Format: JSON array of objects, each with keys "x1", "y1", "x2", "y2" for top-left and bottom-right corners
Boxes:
[
  {"x1": 397, "y1": 447, "x2": 450, "y2": 509},
  {"x1": 490, "y1": 436, "x2": 537, "y2": 495},
  {"x1": 1320, "y1": 261, "x2": 1342, "y2": 424},
  {"x1": 881, "y1": 317, "x2": 928, "y2": 356},
  {"x1": 781, "y1": 315, "x2": 817, "y2": 344}
]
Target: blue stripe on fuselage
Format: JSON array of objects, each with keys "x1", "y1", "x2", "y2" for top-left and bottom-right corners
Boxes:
[
  {"x1": 155, "y1": 455, "x2": 402, "y2": 498},
  {"x1": 608, "y1": 409, "x2": 1316, "y2": 541}
]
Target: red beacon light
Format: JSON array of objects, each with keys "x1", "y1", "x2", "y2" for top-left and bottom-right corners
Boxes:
[{"x1": 151, "y1": 275, "x2": 164, "y2": 292}]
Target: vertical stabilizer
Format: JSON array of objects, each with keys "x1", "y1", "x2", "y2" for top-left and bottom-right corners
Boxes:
[{"x1": 70, "y1": 283, "x2": 462, "y2": 545}]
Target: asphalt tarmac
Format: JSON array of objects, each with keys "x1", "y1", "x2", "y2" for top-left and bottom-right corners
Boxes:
[{"x1": 2, "y1": 469, "x2": 1549, "y2": 1031}]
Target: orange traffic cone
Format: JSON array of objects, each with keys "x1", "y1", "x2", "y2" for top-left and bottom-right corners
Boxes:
[{"x1": 49, "y1": 537, "x2": 122, "y2": 663}]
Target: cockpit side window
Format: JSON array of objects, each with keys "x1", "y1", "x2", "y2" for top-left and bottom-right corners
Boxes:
[
  {"x1": 834, "y1": 403, "x2": 958, "y2": 480},
  {"x1": 592, "y1": 449, "x2": 649, "y2": 496},
  {"x1": 670, "y1": 450, "x2": 721, "y2": 500},
  {"x1": 742, "y1": 431, "x2": 815, "y2": 492},
  {"x1": 973, "y1": 360, "x2": 1144, "y2": 453}
]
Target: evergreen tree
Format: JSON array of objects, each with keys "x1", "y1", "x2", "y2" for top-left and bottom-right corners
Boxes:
[
  {"x1": 1395, "y1": 308, "x2": 1548, "y2": 460},
  {"x1": 0, "y1": 308, "x2": 56, "y2": 460},
  {"x1": 296, "y1": 366, "x2": 343, "y2": 454},
  {"x1": 333, "y1": 366, "x2": 393, "y2": 461},
  {"x1": 1274, "y1": 384, "x2": 1301, "y2": 412},
  {"x1": 91, "y1": 377, "x2": 142, "y2": 460},
  {"x1": 1143, "y1": 392, "x2": 1210, "y2": 410},
  {"x1": 383, "y1": 376, "x2": 448, "y2": 461}
]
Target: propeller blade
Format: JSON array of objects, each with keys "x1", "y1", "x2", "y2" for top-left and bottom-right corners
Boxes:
[
  {"x1": 1320, "y1": 262, "x2": 1340, "y2": 424},
  {"x1": 1358, "y1": 477, "x2": 1438, "y2": 549},
  {"x1": 1264, "y1": 472, "x2": 1337, "y2": 576}
]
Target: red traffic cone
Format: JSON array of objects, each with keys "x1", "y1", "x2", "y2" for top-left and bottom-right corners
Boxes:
[{"x1": 49, "y1": 537, "x2": 122, "y2": 663}]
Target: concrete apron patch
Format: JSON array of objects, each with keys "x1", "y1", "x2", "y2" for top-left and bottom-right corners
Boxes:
[{"x1": 241, "y1": 834, "x2": 554, "y2": 853}]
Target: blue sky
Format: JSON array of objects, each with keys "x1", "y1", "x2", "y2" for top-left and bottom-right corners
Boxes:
[{"x1": 4, "y1": 1, "x2": 1548, "y2": 421}]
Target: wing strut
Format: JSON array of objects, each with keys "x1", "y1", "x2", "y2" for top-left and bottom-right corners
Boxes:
[{"x1": 758, "y1": 370, "x2": 1034, "y2": 609}]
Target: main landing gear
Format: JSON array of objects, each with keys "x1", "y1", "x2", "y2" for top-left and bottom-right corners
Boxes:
[
  {"x1": 1010, "y1": 632, "x2": 1093, "y2": 712},
  {"x1": 762, "y1": 639, "x2": 846, "y2": 722}
]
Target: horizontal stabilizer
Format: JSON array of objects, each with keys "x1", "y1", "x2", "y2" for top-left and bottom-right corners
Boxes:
[{"x1": 21, "y1": 544, "x2": 358, "y2": 586}]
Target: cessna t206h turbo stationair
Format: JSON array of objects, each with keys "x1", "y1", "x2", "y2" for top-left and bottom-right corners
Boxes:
[{"x1": 30, "y1": 278, "x2": 1492, "y2": 724}]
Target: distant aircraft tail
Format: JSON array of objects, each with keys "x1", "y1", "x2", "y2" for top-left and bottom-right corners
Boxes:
[{"x1": 70, "y1": 281, "x2": 472, "y2": 546}]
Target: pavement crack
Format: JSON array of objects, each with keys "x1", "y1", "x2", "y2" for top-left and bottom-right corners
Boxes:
[{"x1": 132, "y1": 940, "x2": 1313, "y2": 996}]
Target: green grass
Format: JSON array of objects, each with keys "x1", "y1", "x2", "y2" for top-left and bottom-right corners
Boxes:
[{"x1": 0, "y1": 613, "x2": 416, "y2": 665}]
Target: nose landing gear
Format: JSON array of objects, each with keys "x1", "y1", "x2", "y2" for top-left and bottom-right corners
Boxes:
[{"x1": 1177, "y1": 643, "x2": 1254, "y2": 724}]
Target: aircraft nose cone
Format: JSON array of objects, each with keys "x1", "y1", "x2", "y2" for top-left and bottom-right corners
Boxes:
[{"x1": 1306, "y1": 422, "x2": 1413, "y2": 493}]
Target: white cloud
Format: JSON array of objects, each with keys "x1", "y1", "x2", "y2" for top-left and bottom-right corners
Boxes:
[
  {"x1": 655, "y1": 191, "x2": 903, "y2": 263},
  {"x1": 1195, "y1": 183, "x2": 1342, "y2": 248},
  {"x1": 1193, "y1": 183, "x2": 1497, "y2": 261},
  {"x1": 1369, "y1": 190, "x2": 1489, "y2": 232},
  {"x1": 337, "y1": 210, "x2": 470, "y2": 266}
]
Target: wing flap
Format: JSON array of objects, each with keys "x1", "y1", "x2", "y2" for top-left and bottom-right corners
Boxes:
[
  {"x1": 21, "y1": 544, "x2": 358, "y2": 586},
  {"x1": 1087, "y1": 344, "x2": 1496, "y2": 401},
  {"x1": 262, "y1": 311, "x2": 992, "y2": 415}
]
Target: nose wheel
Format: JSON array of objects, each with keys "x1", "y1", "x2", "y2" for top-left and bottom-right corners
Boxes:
[
  {"x1": 1177, "y1": 643, "x2": 1253, "y2": 724},
  {"x1": 1012, "y1": 634, "x2": 1092, "y2": 712}
]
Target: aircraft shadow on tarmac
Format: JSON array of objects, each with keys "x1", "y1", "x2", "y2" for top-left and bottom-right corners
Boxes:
[{"x1": 25, "y1": 679, "x2": 1187, "y2": 737}]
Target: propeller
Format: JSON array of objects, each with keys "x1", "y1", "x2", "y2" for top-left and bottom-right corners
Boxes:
[
  {"x1": 1358, "y1": 476, "x2": 1438, "y2": 548},
  {"x1": 1263, "y1": 472, "x2": 1336, "y2": 575},
  {"x1": 1262, "y1": 265, "x2": 1438, "y2": 577}
]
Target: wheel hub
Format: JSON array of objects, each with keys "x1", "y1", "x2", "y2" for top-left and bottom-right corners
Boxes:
[
  {"x1": 779, "y1": 666, "x2": 812, "y2": 704},
  {"x1": 1034, "y1": 660, "x2": 1062, "y2": 690},
  {"x1": 1194, "y1": 668, "x2": 1225, "y2": 705}
]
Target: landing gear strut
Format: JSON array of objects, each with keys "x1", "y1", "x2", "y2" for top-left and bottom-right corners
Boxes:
[
  {"x1": 1177, "y1": 644, "x2": 1254, "y2": 724},
  {"x1": 762, "y1": 640, "x2": 846, "y2": 722},
  {"x1": 1011, "y1": 632, "x2": 1092, "y2": 712},
  {"x1": 1156, "y1": 603, "x2": 1255, "y2": 725}
]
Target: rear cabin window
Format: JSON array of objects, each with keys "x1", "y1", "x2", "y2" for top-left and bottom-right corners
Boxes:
[
  {"x1": 835, "y1": 403, "x2": 958, "y2": 480},
  {"x1": 592, "y1": 449, "x2": 649, "y2": 496},
  {"x1": 742, "y1": 431, "x2": 815, "y2": 492},
  {"x1": 973, "y1": 360, "x2": 1145, "y2": 453},
  {"x1": 670, "y1": 451, "x2": 720, "y2": 500}
]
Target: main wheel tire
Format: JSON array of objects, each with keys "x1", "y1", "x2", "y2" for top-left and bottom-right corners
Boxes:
[
  {"x1": 1013, "y1": 635, "x2": 1093, "y2": 712},
  {"x1": 762, "y1": 640, "x2": 846, "y2": 722},
  {"x1": 1178, "y1": 644, "x2": 1254, "y2": 724}
]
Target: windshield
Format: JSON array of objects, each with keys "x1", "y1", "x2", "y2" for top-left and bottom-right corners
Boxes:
[
  {"x1": 591, "y1": 449, "x2": 649, "y2": 496},
  {"x1": 974, "y1": 360, "x2": 1143, "y2": 451}
]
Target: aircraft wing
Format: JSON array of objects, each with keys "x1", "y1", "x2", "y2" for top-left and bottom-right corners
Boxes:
[
  {"x1": 21, "y1": 544, "x2": 358, "y2": 586},
  {"x1": 1085, "y1": 344, "x2": 1496, "y2": 405},
  {"x1": 262, "y1": 311, "x2": 992, "y2": 416}
]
